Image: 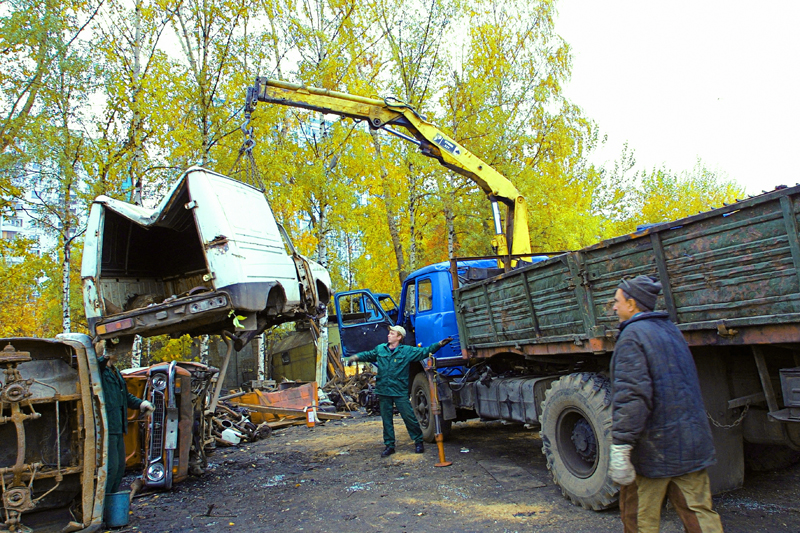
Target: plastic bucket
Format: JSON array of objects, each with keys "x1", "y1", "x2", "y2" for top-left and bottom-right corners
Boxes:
[{"x1": 103, "y1": 490, "x2": 131, "y2": 528}]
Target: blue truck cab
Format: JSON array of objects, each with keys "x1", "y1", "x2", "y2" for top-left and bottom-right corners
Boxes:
[
  {"x1": 335, "y1": 260, "x2": 503, "y2": 371},
  {"x1": 333, "y1": 258, "x2": 548, "y2": 440}
]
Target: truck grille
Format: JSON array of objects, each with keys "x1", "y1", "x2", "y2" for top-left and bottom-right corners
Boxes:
[{"x1": 148, "y1": 388, "x2": 166, "y2": 463}]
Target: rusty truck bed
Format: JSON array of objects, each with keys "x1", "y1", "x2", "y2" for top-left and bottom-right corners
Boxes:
[{"x1": 455, "y1": 184, "x2": 800, "y2": 359}]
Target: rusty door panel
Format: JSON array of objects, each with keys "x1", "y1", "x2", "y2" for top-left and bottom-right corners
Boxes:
[{"x1": 125, "y1": 376, "x2": 148, "y2": 469}]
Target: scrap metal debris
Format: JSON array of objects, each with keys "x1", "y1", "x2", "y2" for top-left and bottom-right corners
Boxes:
[
  {"x1": 322, "y1": 372, "x2": 378, "y2": 414},
  {"x1": 211, "y1": 402, "x2": 273, "y2": 446}
]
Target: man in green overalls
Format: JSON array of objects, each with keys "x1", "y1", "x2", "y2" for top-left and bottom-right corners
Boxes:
[
  {"x1": 97, "y1": 342, "x2": 154, "y2": 493},
  {"x1": 345, "y1": 326, "x2": 451, "y2": 457}
]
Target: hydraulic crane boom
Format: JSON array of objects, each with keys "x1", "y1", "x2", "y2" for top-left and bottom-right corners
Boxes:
[{"x1": 245, "y1": 78, "x2": 531, "y2": 262}]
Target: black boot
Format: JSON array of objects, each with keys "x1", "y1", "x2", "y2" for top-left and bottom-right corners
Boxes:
[
  {"x1": 381, "y1": 446, "x2": 395, "y2": 458},
  {"x1": 415, "y1": 442, "x2": 424, "y2": 453}
]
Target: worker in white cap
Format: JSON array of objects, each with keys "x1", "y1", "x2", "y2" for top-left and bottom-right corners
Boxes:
[{"x1": 345, "y1": 325, "x2": 451, "y2": 457}]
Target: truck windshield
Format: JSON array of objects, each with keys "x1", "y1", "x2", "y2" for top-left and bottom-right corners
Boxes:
[{"x1": 404, "y1": 284, "x2": 416, "y2": 316}]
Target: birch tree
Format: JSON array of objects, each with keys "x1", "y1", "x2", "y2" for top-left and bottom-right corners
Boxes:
[
  {"x1": 160, "y1": 0, "x2": 248, "y2": 168},
  {"x1": 88, "y1": 0, "x2": 176, "y2": 203}
]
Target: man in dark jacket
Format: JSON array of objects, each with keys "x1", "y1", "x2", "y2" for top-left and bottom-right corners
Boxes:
[
  {"x1": 610, "y1": 275, "x2": 723, "y2": 533},
  {"x1": 98, "y1": 341, "x2": 154, "y2": 494},
  {"x1": 345, "y1": 326, "x2": 451, "y2": 457}
]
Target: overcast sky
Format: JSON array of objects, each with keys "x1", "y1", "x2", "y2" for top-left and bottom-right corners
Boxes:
[{"x1": 555, "y1": 1, "x2": 800, "y2": 195}]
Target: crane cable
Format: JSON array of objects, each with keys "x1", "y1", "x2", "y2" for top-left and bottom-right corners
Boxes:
[{"x1": 230, "y1": 108, "x2": 265, "y2": 192}]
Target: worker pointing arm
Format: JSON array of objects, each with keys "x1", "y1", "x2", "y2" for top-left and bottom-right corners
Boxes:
[{"x1": 344, "y1": 326, "x2": 451, "y2": 457}]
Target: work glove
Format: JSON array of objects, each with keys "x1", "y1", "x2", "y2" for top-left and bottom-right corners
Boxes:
[
  {"x1": 140, "y1": 400, "x2": 155, "y2": 415},
  {"x1": 609, "y1": 443, "x2": 636, "y2": 485},
  {"x1": 344, "y1": 357, "x2": 356, "y2": 367},
  {"x1": 439, "y1": 337, "x2": 453, "y2": 346}
]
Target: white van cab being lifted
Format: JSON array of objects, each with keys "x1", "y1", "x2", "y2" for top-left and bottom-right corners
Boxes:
[{"x1": 81, "y1": 167, "x2": 331, "y2": 353}]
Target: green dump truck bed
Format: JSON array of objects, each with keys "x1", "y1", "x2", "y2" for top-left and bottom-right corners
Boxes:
[{"x1": 455, "y1": 184, "x2": 800, "y2": 359}]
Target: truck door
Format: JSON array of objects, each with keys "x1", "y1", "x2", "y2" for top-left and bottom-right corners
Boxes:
[
  {"x1": 411, "y1": 276, "x2": 437, "y2": 349},
  {"x1": 335, "y1": 291, "x2": 393, "y2": 356}
]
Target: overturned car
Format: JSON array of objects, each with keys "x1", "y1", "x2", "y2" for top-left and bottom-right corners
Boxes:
[
  {"x1": 123, "y1": 361, "x2": 218, "y2": 491},
  {"x1": 0, "y1": 335, "x2": 106, "y2": 533},
  {"x1": 81, "y1": 167, "x2": 331, "y2": 354}
]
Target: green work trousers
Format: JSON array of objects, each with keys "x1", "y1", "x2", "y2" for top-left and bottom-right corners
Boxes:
[
  {"x1": 378, "y1": 395, "x2": 423, "y2": 448},
  {"x1": 107, "y1": 434, "x2": 127, "y2": 494},
  {"x1": 619, "y1": 469, "x2": 723, "y2": 533}
]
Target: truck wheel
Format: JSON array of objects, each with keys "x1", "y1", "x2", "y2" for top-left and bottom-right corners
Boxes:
[
  {"x1": 411, "y1": 373, "x2": 451, "y2": 443},
  {"x1": 540, "y1": 372, "x2": 617, "y2": 510},
  {"x1": 744, "y1": 442, "x2": 800, "y2": 471}
]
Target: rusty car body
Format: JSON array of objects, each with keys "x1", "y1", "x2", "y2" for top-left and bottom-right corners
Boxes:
[
  {"x1": 0, "y1": 334, "x2": 106, "y2": 533},
  {"x1": 123, "y1": 361, "x2": 217, "y2": 490}
]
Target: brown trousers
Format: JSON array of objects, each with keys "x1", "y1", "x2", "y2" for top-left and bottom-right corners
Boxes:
[{"x1": 619, "y1": 469, "x2": 723, "y2": 533}]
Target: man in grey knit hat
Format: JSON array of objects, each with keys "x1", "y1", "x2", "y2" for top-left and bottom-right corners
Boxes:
[{"x1": 610, "y1": 275, "x2": 724, "y2": 532}]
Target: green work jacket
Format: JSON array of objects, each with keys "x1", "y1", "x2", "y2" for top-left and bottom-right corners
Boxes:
[
  {"x1": 355, "y1": 341, "x2": 442, "y2": 397},
  {"x1": 99, "y1": 358, "x2": 143, "y2": 435}
]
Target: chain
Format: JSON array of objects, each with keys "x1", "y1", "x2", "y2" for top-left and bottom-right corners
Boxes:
[
  {"x1": 230, "y1": 111, "x2": 265, "y2": 192},
  {"x1": 706, "y1": 403, "x2": 749, "y2": 429}
]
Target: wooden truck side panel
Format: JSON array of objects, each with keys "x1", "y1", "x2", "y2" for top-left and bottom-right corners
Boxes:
[{"x1": 456, "y1": 184, "x2": 800, "y2": 358}]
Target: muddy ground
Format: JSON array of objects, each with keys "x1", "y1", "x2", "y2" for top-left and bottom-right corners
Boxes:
[{"x1": 121, "y1": 412, "x2": 800, "y2": 533}]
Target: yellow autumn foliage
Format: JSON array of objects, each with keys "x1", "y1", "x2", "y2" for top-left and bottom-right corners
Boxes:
[{"x1": 0, "y1": 0, "x2": 749, "y2": 334}]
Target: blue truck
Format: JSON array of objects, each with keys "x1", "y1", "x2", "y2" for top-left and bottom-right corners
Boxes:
[
  {"x1": 335, "y1": 185, "x2": 800, "y2": 510},
  {"x1": 245, "y1": 78, "x2": 800, "y2": 510}
]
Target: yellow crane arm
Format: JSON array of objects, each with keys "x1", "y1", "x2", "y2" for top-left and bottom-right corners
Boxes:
[{"x1": 245, "y1": 77, "x2": 531, "y2": 259}]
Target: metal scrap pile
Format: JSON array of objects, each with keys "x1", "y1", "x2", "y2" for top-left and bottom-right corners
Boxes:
[
  {"x1": 211, "y1": 402, "x2": 273, "y2": 446},
  {"x1": 322, "y1": 371, "x2": 379, "y2": 414}
]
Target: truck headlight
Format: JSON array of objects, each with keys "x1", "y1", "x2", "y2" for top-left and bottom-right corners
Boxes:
[{"x1": 147, "y1": 463, "x2": 165, "y2": 482}]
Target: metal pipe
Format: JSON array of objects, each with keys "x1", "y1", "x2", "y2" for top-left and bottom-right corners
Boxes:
[
  {"x1": 424, "y1": 358, "x2": 452, "y2": 468},
  {"x1": 264, "y1": 79, "x2": 387, "y2": 108},
  {"x1": 207, "y1": 332, "x2": 235, "y2": 414},
  {"x1": 490, "y1": 199, "x2": 503, "y2": 235},
  {"x1": 383, "y1": 126, "x2": 421, "y2": 146}
]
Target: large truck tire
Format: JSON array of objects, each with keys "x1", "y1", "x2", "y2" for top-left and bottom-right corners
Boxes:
[
  {"x1": 744, "y1": 442, "x2": 800, "y2": 472},
  {"x1": 411, "y1": 372, "x2": 451, "y2": 443},
  {"x1": 540, "y1": 372, "x2": 617, "y2": 510}
]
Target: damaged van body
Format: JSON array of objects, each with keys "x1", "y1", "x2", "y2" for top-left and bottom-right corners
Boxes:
[
  {"x1": 0, "y1": 334, "x2": 106, "y2": 533},
  {"x1": 81, "y1": 167, "x2": 331, "y2": 352}
]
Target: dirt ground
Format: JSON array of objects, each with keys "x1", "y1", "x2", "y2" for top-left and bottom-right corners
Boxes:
[{"x1": 120, "y1": 411, "x2": 800, "y2": 533}]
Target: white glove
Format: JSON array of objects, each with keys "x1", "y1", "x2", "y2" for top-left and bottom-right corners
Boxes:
[
  {"x1": 140, "y1": 400, "x2": 155, "y2": 415},
  {"x1": 609, "y1": 444, "x2": 636, "y2": 485}
]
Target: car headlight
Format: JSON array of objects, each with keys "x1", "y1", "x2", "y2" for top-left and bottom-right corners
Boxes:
[
  {"x1": 151, "y1": 375, "x2": 167, "y2": 391},
  {"x1": 147, "y1": 463, "x2": 165, "y2": 482}
]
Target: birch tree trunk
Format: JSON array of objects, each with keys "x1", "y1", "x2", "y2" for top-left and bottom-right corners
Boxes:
[
  {"x1": 131, "y1": 335, "x2": 142, "y2": 367},
  {"x1": 409, "y1": 195, "x2": 417, "y2": 271},
  {"x1": 59, "y1": 101, "x2": 76, "y2": 334},
  {"x1": 445, "y1": 203, "x2": 456, "y2": 258},
  {"x1": 131, "y1": 0, "x2": 143, "y2": 205},
  {"x1": 257, "y1": 332, "x2": 266, "y2": 380},
  {"x1": 200, "y1": 334, "x2": 210, "y2": 365},
  {"x1": 61, "y1": 238, "x2": 71, "y2": 332},
  {"x1": 316, "y1": 203, "x2": 329, "y2": 267}
]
